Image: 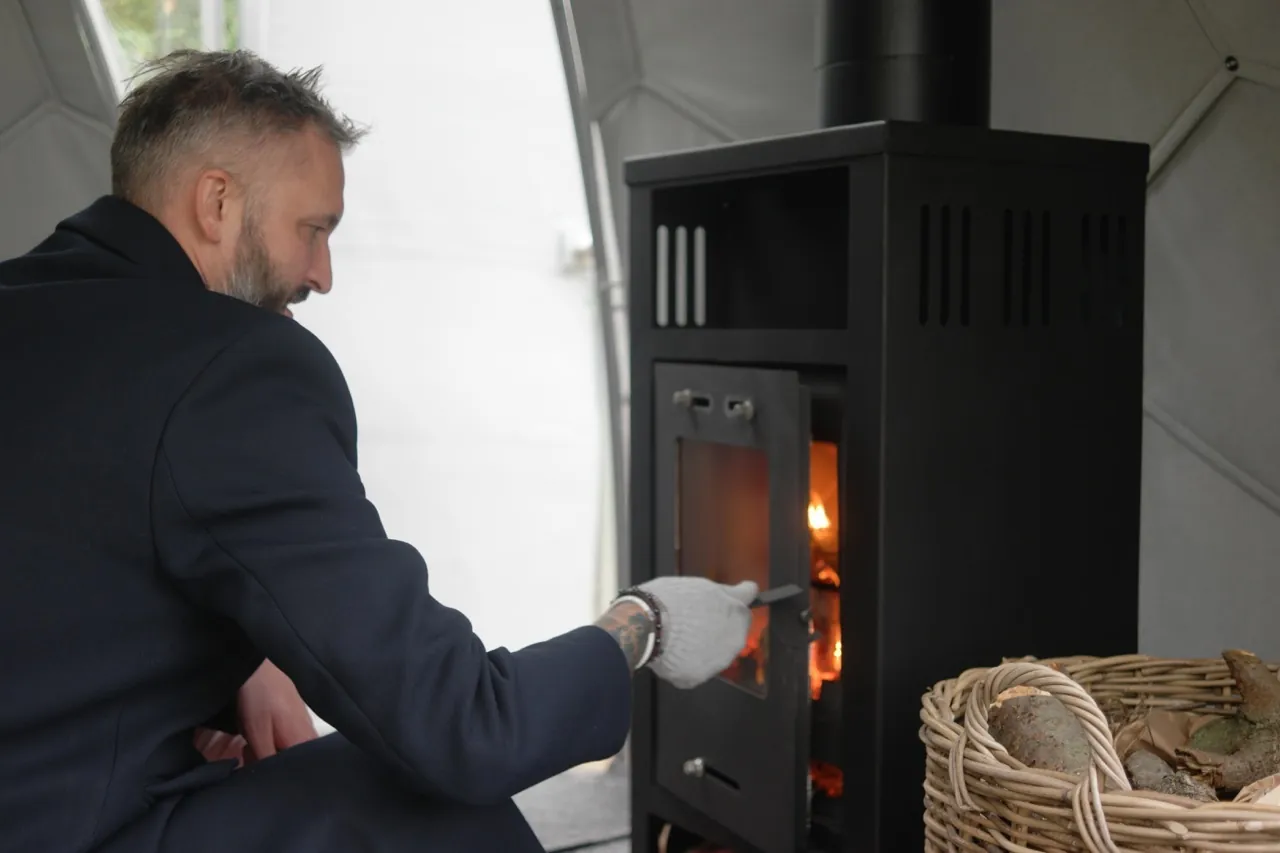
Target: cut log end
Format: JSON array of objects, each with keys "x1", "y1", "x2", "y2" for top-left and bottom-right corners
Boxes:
[{"x1": 1187, "y1": 716, "x2": 1249, "y2": 755}]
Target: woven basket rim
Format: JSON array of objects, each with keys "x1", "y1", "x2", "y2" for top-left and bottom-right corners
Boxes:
[{"x1": 921, "y1": 653, "x2": 1280, "y2": 852}]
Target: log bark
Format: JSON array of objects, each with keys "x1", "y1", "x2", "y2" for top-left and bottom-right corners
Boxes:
[
  {"x1": 1178, "y1": 650, "x2": 1280, "y2": 792},
  {"x1": 988, "y1": 686, "x2": 1091, "y2": 777},
  {"x1": 1224, "y1": 650, "x2": 1280, "y2": 725},
  {"x1": 1186, "y1": 716, "x2": 1248, "y2": 755},
  {"x1": 1125, "y1": 748, "x2": 1217, "y2": 802}
]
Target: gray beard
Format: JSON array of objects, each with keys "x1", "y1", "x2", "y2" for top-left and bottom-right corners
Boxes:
[
  {"x1": 220, "y1": 225, "x2": 299, "y2": 313},
  {"x1": 222, "y1": 266, "x2": 272, "y2": 309}
]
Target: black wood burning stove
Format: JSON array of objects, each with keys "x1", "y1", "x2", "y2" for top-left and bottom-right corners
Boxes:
[
  {"x1": 622, "y1": 6, "x2": 1148, "y2": 851},
  {"x1": 624, "y1": 123, "x2": 1150, "y2": 852},
  {"x1": 625, "y1": 121, "x2": 1148, "y2": 853}
]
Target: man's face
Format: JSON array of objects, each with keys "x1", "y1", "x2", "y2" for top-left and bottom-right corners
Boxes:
[{"x1": 219, "y1": 126, "x2": 346, "y2": 317}]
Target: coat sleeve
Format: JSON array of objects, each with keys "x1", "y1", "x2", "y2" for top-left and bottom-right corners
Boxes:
[{"x1": 151, "y1": 319, "x2": 632, "y2": 803}]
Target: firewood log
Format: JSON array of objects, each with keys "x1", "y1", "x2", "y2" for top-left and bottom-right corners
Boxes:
[
  {"x1": 1179, "y1": 650, "x2": 1280, "y2": 792},
  {"x1": 988, "y1": 686, "x2": 1091, "y2": 777},
  {"x1": 1124, "y1": 748, "x2": 1217, "y2": 802}
]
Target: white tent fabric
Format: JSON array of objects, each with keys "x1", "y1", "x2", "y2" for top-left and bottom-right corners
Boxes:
[
  {"x1": 555, "y1": 0, "x2": 1280, "y2": 659},
  {"x1": 4, "y1": 0, "x2": 1280, "y2": 659},
  {"x1": 0, "y1": 0, "x2": 117, "y2": 260}
]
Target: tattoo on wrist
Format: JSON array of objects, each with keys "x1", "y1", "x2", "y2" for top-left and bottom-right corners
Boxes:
[{"x1": 596, "y1": 600, "x2": 654, "y2": 671}]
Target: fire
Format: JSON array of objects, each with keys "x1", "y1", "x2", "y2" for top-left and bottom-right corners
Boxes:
[
  {"x1": 721, "y1": 458, "x2": 842, "y2": 702},
  {"x1": 807, "y1": 493, "x2": 841, "y2": 701},
  {"x1": 807, "y1": 499, "x2": 830, "y2": 531}
]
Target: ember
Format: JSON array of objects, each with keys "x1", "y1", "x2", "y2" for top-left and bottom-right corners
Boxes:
[{"x1": 811, "y1": 760, "x2": 844, "y2": 798}]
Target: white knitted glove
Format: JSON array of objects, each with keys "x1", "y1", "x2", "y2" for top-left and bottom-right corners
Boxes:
[{"x1": 632, "y1": 577, "x2": 758, "y2": 689}]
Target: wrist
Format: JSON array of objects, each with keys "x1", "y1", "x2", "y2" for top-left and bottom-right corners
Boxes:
[
  {"x1": 614, "y1": 586, "x2": 664, "y2": 668},
  {"x1": 595, "y1": 599, "x2": 657, "y2": 672},
  {"x1": 612, "y1": 595, "x2": 657, "y2": 668}
]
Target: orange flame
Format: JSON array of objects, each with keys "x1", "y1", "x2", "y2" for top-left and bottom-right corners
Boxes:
[
  {"x1": 807, "y1": 499, "x2": 830, "y2": 531},
  {"x1": 807, "y1": 496, "x2": 841, "y2": 701}
]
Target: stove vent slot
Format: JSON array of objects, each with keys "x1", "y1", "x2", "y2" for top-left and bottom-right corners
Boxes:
[
  {"x1": 653, "y1": 224, "x2": 708, "y2": 329},
  {"x1": 693, "y1": 226, "x2": 706, "y2": 327},
  {"x1": 674, "y1": 226, "x2": 688, "y2": 327},
  {"x1": 650, "y1": 167, "x2": 849, "y2": 329},
  {"x1": 656, "y1": 226, "x2": 669, "y2": 327},
  {"x1": 1001, "y1": 208, "x2": 1053, "y2": 328},
  {"x1": 918, "y1": 204, "x2": 971, "y2": 327},
  {"x1": 1081, "y1": 213, "x2": 1130, "y2": 328}
]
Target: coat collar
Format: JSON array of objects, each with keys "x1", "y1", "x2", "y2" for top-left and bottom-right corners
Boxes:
[{"x1": 61, "y1": 195, "x2": 206, "y2": 290}]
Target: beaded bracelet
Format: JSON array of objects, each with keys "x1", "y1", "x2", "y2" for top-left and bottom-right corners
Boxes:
[{"x1": 613, "y1": 586, "x2": 664, "y2": 667}]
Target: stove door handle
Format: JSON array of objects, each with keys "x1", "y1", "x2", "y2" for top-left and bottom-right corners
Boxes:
[{"x1": 748, "y1": 583, "x2": 804, "y2": 609}]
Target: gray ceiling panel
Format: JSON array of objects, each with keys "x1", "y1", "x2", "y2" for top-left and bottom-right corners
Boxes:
[
  {"x1": 1145, "y1": 79, "x2": 1280, "y2": 495},
  {"x1": 1141, "y1": 418, "x2": 1280, "y2": 659},
  {"x1": 990, "y1": 0, "x2": 1220, "y2": 142},
  {"x1": 0, "y1": 108, "x2": 110, "y2": 260},
  {"x1": 629, "y1": 0, "x2": 817, "y2": 139},
  {"x1": 1208, "y1": 0, "x2": 1280, "y2": 65},
  {"x1": 0, "y1": 1, "x2": 50, "y2": 132},
  {"x1": 598, "y1": 86, "x2": 725, "y2": 264},
  {"x1": 568, "y1": 0, "x2": 641, "y2": 117},
  {"x1": 19, "y1": 0, "x2": 118, "y2": 124}
]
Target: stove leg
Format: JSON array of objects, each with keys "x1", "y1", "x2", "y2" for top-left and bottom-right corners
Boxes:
[{"x1": 630, "y1": 812, "x2": 665, "y2": 852}]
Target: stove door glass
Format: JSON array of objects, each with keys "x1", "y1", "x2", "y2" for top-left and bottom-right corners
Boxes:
[{"x1": 678, "y1": 438, "x2": 771, "y2": 697}]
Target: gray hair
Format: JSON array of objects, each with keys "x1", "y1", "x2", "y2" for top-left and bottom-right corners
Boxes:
[{"x1": 110, "y1": 49, "x2": 366, "y2": 207}]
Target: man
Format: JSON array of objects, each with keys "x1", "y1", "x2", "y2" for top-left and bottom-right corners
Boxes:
[{"x1": 0, "y1": 50, "x2": 756, "y2": 853}]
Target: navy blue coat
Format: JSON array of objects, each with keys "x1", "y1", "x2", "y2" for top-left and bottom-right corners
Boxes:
[{"x1": 0, "y1": 196, "x2": 631, "y2": 852}]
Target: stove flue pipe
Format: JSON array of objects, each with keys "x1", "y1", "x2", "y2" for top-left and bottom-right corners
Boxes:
[{"x1": 817, "y1": 0, "x2": 991, "y2": 128}]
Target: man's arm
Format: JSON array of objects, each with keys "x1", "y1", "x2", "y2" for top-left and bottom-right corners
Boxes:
[{"x1": 152, "y1": 319, "x2": 632, "y2": 804}]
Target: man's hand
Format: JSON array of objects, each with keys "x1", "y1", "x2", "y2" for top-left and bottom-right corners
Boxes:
[
  {"x1": 621, "y1": 577, "x2": 757, "y2": 689},
  {"x1": 235, "y1": 659, "x2": 318, "y2": 763},
  {"x1": 193, "y1": 727, "x2": 248, "y2": 766}
]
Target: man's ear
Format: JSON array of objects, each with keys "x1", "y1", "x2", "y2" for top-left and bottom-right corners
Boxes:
[{"x1": 192, "y1": 168, "x2": 237, "y2": 243}]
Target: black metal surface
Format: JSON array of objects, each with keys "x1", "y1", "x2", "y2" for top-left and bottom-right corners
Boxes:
[
  {"x1": 816, "y1": 0, "x2": 991, "y2": 128},
  {"x1": 628, "y1": 124, "x2": 1148, "y2": 852},
  {"x1": 652, "y1": 363, "x2": 811, "y2": 853},
  {"x1": 623, "y1": 120, "x2": 1148, "y2": 189}
]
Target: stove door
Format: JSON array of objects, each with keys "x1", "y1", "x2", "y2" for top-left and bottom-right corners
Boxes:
[{"x1": 653, "y1": 363, "x2": 811, "y2": 853}]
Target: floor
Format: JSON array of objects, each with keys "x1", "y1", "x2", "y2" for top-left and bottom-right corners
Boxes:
[{"x1": 513, "y1": 753, "x2": 631, "y2": 852}]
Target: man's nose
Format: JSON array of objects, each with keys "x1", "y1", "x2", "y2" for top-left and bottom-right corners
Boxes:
[{"x1": 307, "y1": 247, "x2": 334, "y2": 294}]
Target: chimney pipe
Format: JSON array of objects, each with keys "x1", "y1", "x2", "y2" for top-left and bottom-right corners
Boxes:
[{"x1": 817, "y1": 0, "x2": 991, "y2": 128}]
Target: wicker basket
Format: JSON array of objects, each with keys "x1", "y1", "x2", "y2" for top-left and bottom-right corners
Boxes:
[{"x1": 920, "y1": 655, "x2": 1280, "y2": 852}]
